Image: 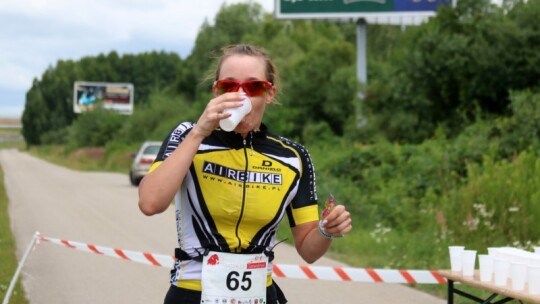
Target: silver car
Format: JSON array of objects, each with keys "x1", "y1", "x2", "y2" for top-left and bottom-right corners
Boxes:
[{"x1": 129, "y1": 141, "x2": 161, "y2": 186}]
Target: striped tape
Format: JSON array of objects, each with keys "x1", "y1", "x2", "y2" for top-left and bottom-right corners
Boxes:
[
  {"x1": 38, "y1": 235, "x2": 446, "y2": 284},
  {"x1": 40, "y1": 235, "x2": 176, "y2": 268}
]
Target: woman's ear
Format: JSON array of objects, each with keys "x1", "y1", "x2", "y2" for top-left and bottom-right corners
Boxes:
[
  {"x1": 265, "y1": 86, "x2": 277, "y2": 104},
  {"x1": 211, "y1": 81, "x2": 219, "y2": 97}
]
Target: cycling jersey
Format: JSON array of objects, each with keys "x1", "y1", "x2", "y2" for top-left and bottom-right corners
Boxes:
[{"x1": 150, "y1": 122, "x2": 319, "y2": 289}]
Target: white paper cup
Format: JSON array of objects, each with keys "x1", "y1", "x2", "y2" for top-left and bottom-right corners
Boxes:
[
  {"x1": 494, "y1": 258, "x2": 511, "y2": 286},
  {"x1": 449, "y1": 246, "x2": 465, "y2": 272},
  {"x1": 510, "y1": 262, "x2": 527, "y2": 291},
  {"x1": 462, "y1": 250, "x2": 477, "y2": 277},
  {"x1": 528, "y1": 266, "x2": 540, "y2": 294},
  {"x1": 534, "y1": 247, "x2": 540, "y2": 255},
  {"x1": 479, "y1": 254, "x2": 494, "y2": 282},
  {"x1": 487, "y1": 247, "x2": 500, "y2": 257},
  {"x1": 219, "y1": 96, "x2": 252, "y2": 132}
]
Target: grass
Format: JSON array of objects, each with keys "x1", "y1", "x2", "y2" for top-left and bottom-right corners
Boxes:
[
  {"x1": 0, "y1": 163, "x2": 30, "y2": 303},
  {"x1": 26, "y1": 144, "x2": 136, "y2": 174}
]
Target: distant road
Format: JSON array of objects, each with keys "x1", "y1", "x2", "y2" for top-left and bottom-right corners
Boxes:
[
  {"x1": 0, "y1": 118, "x2": 22, "y2": 128},
  {"x1": 1, "y1": 149, "x2": 445, "y2": 303},
  {"x1": 0, "y1": 120, "x2": 23, "y2": 142},
  {"x1": 0, "y1": 135, "x2": 23, "y2": 143}
]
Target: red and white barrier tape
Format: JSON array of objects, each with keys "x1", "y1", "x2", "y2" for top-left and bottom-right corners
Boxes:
[
  {"x1": 38, "y1": 235, "x2": 176, "y2": 268},
  {"x1": 37, "y1": 235, "x2": 446, "y2": 284}
]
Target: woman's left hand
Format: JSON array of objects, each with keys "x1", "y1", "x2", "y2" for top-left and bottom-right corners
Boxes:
[{"x1": 321, "y1": 205, "x2": 352, "y2": 238}]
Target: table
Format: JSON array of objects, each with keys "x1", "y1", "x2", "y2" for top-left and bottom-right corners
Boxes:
[{"x1": 438, "y1": 270, "x2": 540, "y2": 304}]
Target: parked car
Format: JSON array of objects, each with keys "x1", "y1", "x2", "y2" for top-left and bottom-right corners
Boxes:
[{"x1": 129, "y1": 141, "x2": 161, "y2": 186}]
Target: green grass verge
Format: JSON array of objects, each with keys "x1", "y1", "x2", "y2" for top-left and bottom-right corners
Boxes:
[
  {"x1": 1, "y1": 128, "x2": 29, "y2": 303},
  {"x1": 0, "y1": 163, "x2": 29, "y2": 303}
]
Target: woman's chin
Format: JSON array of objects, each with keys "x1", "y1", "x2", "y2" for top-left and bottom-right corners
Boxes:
[{"x1": 234, "y1": 121, "x2": 252, "y2": 133}]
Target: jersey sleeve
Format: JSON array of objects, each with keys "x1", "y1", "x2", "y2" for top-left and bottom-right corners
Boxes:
[
  {"x1": 286, "y1": 142, "x2": 319, "y2": 227},
  {"x1": 149, "y1": 122, "x2": 194, "y2": 173}
]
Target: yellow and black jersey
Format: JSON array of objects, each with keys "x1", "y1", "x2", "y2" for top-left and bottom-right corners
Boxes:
[{"x1": 150, "y1": 122, "x2": 319, "y2": 289}]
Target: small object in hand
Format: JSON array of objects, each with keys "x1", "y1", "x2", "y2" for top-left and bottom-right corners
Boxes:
[{"x1": 322, "y1": 194, "x2": 335, "y2": 218}]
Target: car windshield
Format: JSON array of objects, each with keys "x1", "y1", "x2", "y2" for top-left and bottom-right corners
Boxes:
[{"x1": 143, "y1": 145, "x2": 160, "y2": 154}]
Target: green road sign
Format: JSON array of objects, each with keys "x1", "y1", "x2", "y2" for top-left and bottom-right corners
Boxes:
[{"x1": 275, "y1": 0, "x2": 452, "y2": 19}]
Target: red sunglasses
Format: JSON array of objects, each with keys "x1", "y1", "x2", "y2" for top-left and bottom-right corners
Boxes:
[{"x1": 214, "y1": 80, "x2": 272, "y2": 97}]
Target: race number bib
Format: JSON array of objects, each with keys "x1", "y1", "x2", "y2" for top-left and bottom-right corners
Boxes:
[{"x1": 201, "y1": 251, "x2": 268, "y2": 304}]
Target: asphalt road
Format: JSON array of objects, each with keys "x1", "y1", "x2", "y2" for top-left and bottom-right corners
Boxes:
[{"x1": 1, "y1": 149, "x2": 445, "y2": 303}]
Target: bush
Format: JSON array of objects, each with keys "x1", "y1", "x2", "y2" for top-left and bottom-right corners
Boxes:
[
  {"x1": 115, "y1": 90, "x2": 200, "y2": 143},
  {"x1": 443, "y1": 151, "x2": 540, "y2": 249},
  {"x1": 68, "y1": 108, "x2": 126, "y2": 148}
]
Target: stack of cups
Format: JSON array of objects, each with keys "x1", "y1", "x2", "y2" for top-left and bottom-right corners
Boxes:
[
  {"x1": 493, "y1": 258, "x2": 511, "y2": 286},
  {"x1": 462, "y1": 250, "x2": 477, "y2": 277},
  {"x1": 510, "y1": 262, "x2": 527, "y2": 291},
  {"x1": 449, "y1": 246, "x2": 465, "y2": 272},
  {"x1": 530, "y1": 248, "x2": 540, "y2": 294},
  {"x1": 478, "y1": 254, "x2": 494, "y2": 282},
  {"x1": 529, "y1": 266, "x2": 540, "y2": 295},
  {"x1": 448, "y1": 246, "x2": 477, "y2": 277}
]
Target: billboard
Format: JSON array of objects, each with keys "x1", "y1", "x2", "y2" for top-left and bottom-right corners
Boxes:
[
  {"x1": 73, "y1": 81, "x2": 134, "y2": 115},
  {"x1": 275, "y1": 0, "x2": 452, "y2": 20}
]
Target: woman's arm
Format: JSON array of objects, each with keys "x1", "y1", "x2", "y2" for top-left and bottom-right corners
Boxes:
[
  {"x1": 138, "y1": 91, "x2": 245, "y2": 216},
  {"x1": 138, "y1": 128, "x2": 206, "y2": 215}
]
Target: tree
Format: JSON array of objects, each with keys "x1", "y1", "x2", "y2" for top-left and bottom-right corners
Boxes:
[
  {"x1": 361, "y1": 0, "x2": 540, "y2": 143},
  {"x1": 174, "y1": 2, "x2": 265, "y2": 100},
  {"x1": 22, "y1": 51, "x2": 182, "y2": 145},
  {"x1": 22, "y1": 82, "x2": 50, "y2": 145}
]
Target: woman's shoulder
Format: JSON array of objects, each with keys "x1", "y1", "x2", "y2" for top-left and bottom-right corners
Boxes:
[
  {"x1": 161, "y1": 122, "x2": 195, "y2": 147},
  {"x1": 266, "y1": 133, "x2": 312, "y2": 159},
  {"x1": 169, "y1": 122, "x2": 195, "y2": 135}
]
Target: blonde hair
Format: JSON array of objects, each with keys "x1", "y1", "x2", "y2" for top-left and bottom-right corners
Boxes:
[{"x1": 213, "y1": 44, "x2": 280, "y2": 92}]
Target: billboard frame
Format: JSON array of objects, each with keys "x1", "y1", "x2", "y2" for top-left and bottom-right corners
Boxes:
[{"x1": 73, "y1": 81, "x2": 134, "y2": 115}]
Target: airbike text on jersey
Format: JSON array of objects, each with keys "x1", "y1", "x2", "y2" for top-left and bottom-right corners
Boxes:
[{"x1": 202, "y1": 161, "x2": 283, "y2": 185}]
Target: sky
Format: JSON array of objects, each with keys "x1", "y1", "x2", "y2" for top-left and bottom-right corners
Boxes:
[{"x1": 0, "y1": 0, "x2": 274, "y2": 119}]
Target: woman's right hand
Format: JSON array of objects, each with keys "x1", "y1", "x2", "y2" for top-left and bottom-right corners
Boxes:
[{"x1": 192, "y1": 92, "x2": 245, "y2": 138}]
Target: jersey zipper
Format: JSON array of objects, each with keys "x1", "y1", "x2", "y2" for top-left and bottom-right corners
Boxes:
[{"x1": 234, "y1": 137, "x2": 250, "y2": 252}]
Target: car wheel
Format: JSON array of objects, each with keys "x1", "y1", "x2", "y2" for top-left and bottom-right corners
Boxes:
[{"x1": 129, "y1": 171, "x2": 139, "y2": 186}]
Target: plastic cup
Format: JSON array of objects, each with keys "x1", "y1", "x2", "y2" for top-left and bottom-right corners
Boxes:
[
  {"x1": 487, "y1": 247, "x2": 500, "y2": 257},
  {"x1": 510, "y1": 262, "x2": 527, "y2": 291},
  {"x1": 494, "y1": 258, "x2": 511, "y2": 286},
  {"x1": 479, "y1": 254, "x2": 494, "y2": 282},
  {"x1": 462, "y1": 250, "x2": 477, "y2": 277},
  {"x1": 219, "y1": 96, "x2": 252, "y2": 132},
  {"x1": 449, "y1": 246, "x2": 465, "y2": 272},
  {"x1": 528, "y1": 266, "x2": 540, "y2": 294}
]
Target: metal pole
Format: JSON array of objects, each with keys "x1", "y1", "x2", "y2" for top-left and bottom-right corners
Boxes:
[
  {"x1": 356, "y1": 18, "x2": 367, "y2": 100},
  {"x1": 2, "y1": 232, "x2": 40, "y2": 304},
  {"x1": 356, "y1": 18, "x2": 367, "y2": 86}
]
